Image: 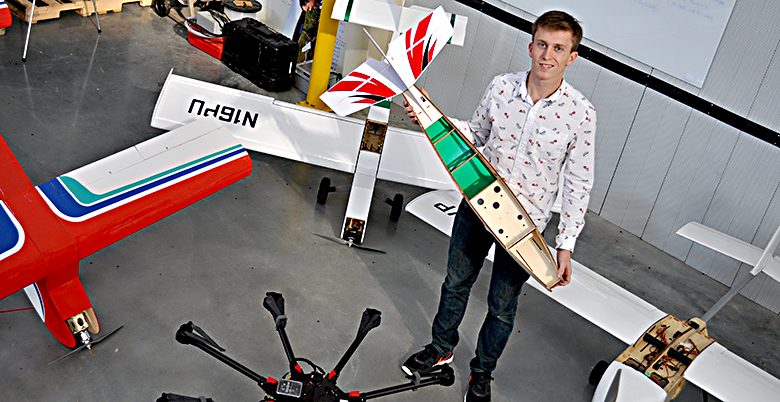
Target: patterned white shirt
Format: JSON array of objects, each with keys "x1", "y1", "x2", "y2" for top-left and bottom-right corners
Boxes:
[{"x1": 452, "y1": 72, "x2": 596, "y2": 251}]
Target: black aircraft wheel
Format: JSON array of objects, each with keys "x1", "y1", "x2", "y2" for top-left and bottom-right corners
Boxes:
[
  {"x1": 389, "y1": 193, "x2": 404, "y2": 222},
  {"x1": 589, "y1": 360, "x2": 609, "y2": 385},
  {"x1": 317, "y1": 177, "x2": 331, "y2": 205}
]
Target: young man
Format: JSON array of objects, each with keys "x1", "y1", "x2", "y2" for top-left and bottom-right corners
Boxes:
[{"x1": 402, "y1": 10, "x2": 596, "y2": 402}]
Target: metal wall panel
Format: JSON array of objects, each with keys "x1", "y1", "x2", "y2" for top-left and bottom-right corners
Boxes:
[
  {"x1": 685, "y1": 134, "x2": 780, "y2": 284},
  {"x1": 747, "y1": 37, "x2": 780, "y2": 133},
  {"x1": 698, "y1": 0, "x2": 780, "y2": 116},
  {"x1": 644, "y1": 112, "x2": 739, "y2": 261},
  {"x1": 599, "y1": 89, "x2": 690, "y2": 236},
  {"x1": 582, "y1": 69, "x2": 645, "y2": 217}
]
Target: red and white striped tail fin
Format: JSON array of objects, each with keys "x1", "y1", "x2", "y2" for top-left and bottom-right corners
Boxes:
[
  {"x1": 320, "y1": 6, "x2": 453, "y2": 116},
  {"x1": 385, "y1": 6, "x2": 453, "y2": 88}
]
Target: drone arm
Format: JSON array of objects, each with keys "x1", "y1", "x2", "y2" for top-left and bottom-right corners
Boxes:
[
  {"x1": 329, "y1": 308, "x2": 381, "y2": 381},
  {"x1": 175, "y1": 322, "x2": 275, "y2": 394},
  {"x1": 263, "y1": 292, "x2": 303, "y2": 375},
  {"x1": 357, "y1": 365, "x2": 455, "y2": 400}
]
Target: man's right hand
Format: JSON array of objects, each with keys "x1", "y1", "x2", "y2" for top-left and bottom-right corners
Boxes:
[{"x1": 403, "y1": 88, "x2": 429, "y2": 125}]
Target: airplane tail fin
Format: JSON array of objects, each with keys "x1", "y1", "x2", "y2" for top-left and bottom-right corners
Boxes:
[
  {"x1": 384, "y1": 6, "x2": 453, "y2": 88},
  {"x1": 26, "y1": 275, "x2": 98, "y2": 348},
  {"x1": 320, "y1": 6, "x2": 453, "y2": 116}
]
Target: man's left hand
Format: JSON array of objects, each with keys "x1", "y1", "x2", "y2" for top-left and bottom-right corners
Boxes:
[{"x1": 552, "y1": 249, "x2": 572, "y2": 288}]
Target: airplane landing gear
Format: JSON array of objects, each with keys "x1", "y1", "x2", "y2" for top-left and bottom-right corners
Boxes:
[
  {"x1": 386, "y1": 194, "x2": 403, "y2": 222},
  {"x1": 317, "y1": 177, "x2": 334, "y2": 205}
]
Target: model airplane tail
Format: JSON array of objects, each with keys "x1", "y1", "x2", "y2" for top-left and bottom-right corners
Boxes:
[
  {"x1": 320, "y1": 6, "x2": 454, "y2": 116},
  {"x1": 1, "y1": 120, "x2": 252, "y2": 347}
]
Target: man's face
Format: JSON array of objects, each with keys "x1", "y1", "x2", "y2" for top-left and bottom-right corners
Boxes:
[{"x1": 528, "y1": 27, "x2": 578, "y2": 83}]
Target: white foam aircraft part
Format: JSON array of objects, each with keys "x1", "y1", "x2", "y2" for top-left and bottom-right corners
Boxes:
[
  {"x1": 321, "y1": 6, "x2": 455, "y2": 117},
  {"x1": 331, "y1": 0, "x2": 468, "y2": 46},
  {"x1": 406, "y1": 189, "x2": 780, "y2": 402}
]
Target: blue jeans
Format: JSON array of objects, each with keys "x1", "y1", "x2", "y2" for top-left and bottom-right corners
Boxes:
[{"x1": 431, "y1": 200, "x2": 530, "y2": 373}]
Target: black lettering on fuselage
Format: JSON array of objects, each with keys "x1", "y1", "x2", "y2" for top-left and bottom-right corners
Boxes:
[
  {"x1": 187, "y1": 98, "x2": 259, "y2": 128},
  {"x1": 434, "y1": 202, "x2": 458, "y2": 216}
]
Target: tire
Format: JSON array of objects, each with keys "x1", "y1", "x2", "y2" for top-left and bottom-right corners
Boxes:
[
  {"x1": 589, "y1": 360, "x2": 609, "y2": 385},
  {"x1": 389, "y1": 193, "x2": 403, "y2": 222},
  {"x1": 317, "y1": 177, "x2": 331, "y2": 204}
]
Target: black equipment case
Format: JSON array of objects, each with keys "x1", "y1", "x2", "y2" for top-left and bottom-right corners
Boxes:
[{"x1": 222, "y1": 18, "x2": 297, "y2": 92}]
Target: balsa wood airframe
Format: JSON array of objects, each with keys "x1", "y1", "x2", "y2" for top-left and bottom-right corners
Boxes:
[{"x1": 402, "y1": 85, "x2": 561, "y2": 290}]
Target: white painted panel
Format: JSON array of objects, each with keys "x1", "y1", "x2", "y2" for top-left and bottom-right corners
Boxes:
[
  {"x1": 699, "y1": 0, "x2": 780, "y2": 117},
  {"x1": 584, "y1": 68, "x2": 645, "y2": 216},
  {"x1": 747, "y1": 37, "x2": 780, "y2": 133},
  {"x1": 599, "y1": 90, "x2": 688, "y2": 236},
  {"x1": 645, "y1": 113, "x2": 739, "y2": 261},
  {"x1": 686, "y1": 134, "x2": 780, "y2": 285}
]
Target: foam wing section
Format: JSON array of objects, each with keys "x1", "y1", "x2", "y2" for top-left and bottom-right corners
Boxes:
[
  {"x1": 677, "y1": 222, "x2": 780, "y2": 281},
  {"x1": 331, "y1": 0, "x2": 467, "y2": 46},
  {"x1": 684, "y1": 342, "x2": 780, "y2": 402},
  {"x1": 320, "y1": 57, "x2": 406, "y2": 117},
  {"x1": 406, "y1": 190, "x2": 667, "y2": 344},
  {"x1": 321, "y1": 6, "x2": 454, "y2": 117},
  {"x1": 151, "y1": 72, "x2": 454, "y2": 190},
  {"x1": 37, "y1": 119, "x2": 252, "y2": 257}
]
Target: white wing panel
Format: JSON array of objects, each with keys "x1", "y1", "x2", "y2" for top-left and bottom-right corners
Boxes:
[
  {"x1": 406, "y1": 190, "x2": 666, "y2": 344},
  {"x1": 377, "y1": 127, "x2": 455, "y2": 190},
  {"x1": 677, "y1": 222, "x2": 780, "y2": 281},
  {"x1": 151, "y1": 73, "x2": 454, "y2": 189},
  {"x1": 685, "y1": 342, "x2": 780, "y2": 402},
  {"x1": 332, "y1": 0, "x2": 400, "y2": 32}
]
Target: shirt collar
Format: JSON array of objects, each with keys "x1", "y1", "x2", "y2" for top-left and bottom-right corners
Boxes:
[{"x1": 514, "y1": 71, "x2": 567, "y2": 104}]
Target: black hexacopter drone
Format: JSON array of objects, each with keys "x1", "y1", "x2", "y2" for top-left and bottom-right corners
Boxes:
[{"x1": 159, "y1": 292, "x2": 454, "y2": 401}]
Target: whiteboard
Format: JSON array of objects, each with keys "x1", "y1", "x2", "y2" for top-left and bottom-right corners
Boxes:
[{"x1": 499, "y1": 0, "x2": 737, "y2": 87}]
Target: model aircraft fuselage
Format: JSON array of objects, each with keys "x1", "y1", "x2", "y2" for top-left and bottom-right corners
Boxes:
[{"x1": 0, "y1": 120, "x2": 252, "y2": 348}]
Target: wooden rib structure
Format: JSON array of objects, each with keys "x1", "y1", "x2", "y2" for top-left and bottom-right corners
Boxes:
[{"x1": 403, "y1": 85, "x2": 561, "y2": 291}]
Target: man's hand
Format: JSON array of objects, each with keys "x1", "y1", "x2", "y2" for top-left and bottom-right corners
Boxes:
[
  {"x1": 403, "y1": 88, "x2": 429, "y2": 124},
  {"x1": 552, "y1": 249, "x2": 572, "y2": 288},
  {"x1": 301, "y1": 0, "x2": 316, "y2": 11}
]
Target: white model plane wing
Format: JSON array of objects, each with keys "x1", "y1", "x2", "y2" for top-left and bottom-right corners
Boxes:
[
  {"x1": 684, "y1": 342, "x2": 780, "y2": 402},
  {"x1": 407, "y1": 190, "x2": 780, "y2": 401},
  {"x1": 331, "y1": 0, "x2": 467, "y2": 46},
  {"x1": 151, "y1": 72, "x2": 455, "y2": 190},
  {"x1": 321, "y1": 6, "x2": 454, "y2": 117},
  {"x1": 405, "y1": 189, "x2": 666, "y2": 344},
  {"x1": 677, "y1": 221, "x2": 780, "y2": 281}
]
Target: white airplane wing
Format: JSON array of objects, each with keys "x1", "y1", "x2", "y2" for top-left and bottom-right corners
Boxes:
[
  {"x1": 321, "y1": 6, "x2": 454, "y2": 117},
  {"x1": 407, "y1": 190, "x2": 780, "y2": 401},
  {"x1": 405, "y1": 190, "x2": 666, "y2": 344},
  {"x1": 331, "y1": 0, "x2": 467, "y2": 46},
  {"x1": 677, "y1": 222, "x2": 780, "y2": 281},
  {"x1": 684, "y1": 343, "x2": 780, "y2": 402},
  {"x1": 151, "y1": 71, "x2": 455, "y2": 190}
]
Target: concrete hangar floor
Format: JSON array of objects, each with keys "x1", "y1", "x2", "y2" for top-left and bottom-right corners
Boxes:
[{"x1": 0, "y1": 5, "x2": 778, "y2": 402}]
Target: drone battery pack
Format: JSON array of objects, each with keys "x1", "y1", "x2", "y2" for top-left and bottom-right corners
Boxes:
[{"x1": 222, "y1": 18, "x2": 297, "y2": 92}]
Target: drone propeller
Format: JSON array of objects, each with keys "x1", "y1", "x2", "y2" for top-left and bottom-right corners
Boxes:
[
  {"x1": 49, "y1": 325, "x2": 124, "y2": 365},
  {"x1": 312, "y1": 233, "x2": 387, "y2": 254}
]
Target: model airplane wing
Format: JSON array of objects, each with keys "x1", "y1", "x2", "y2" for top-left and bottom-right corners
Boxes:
[
  {"x1": 151, "y1": 72, "x2": 455, "y2": 190},
  {"x1": 405, "y1": 190, "x2": 666, "y2": 344},
  {"x1": 321, "y1": 6, "x2": 455, "y2": 117},
  {"x1": 407, "y1": 190, "x2": 780, "y2": 401},
  {"x1": 1, "y1": 119, "x2": 252, "y2": 347},
  {"x1": 677, "y1": 221, "x2": 780, "y2": 281},
  {"x1": 331, "y1": 0, "x2": 467, "y2": 46}
]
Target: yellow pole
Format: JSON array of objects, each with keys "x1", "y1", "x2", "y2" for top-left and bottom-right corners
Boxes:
[{"x1": 298, "y1": 0, "x2": 338, "y2": 111}]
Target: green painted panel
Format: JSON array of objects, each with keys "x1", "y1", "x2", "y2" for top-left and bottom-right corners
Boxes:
[
  {"x1": 434, "y1": 133, "x2": 474, "y2": 171},
  {"x1": 452, "y1": 158, "x2": 496, "y2": 199},
  {"x1": 426, "y1": 118, "x2": 452, "y2": 143}
]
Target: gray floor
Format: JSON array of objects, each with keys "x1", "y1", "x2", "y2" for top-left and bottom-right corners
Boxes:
[{"x1": 1, "y1": 5, "x2": 779, "y2": 401}]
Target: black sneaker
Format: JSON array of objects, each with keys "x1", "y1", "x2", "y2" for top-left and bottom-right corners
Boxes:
[
  {"x1": 464, "y1": 371, "x2": 492, "y2": 402},
  {"x1": 401, "y1": 344, "x2": 453, "y2": 375}
]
